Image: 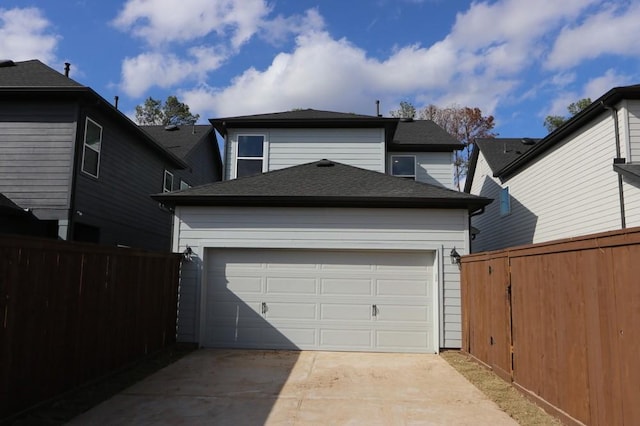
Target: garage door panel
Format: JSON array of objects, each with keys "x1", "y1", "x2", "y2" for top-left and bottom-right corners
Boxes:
[
  {"x1": 377, "y1": 279, "x2": 429, "y2": 296},
  {"x1": 321, "y1": 303, "x2": 372, "y2": 320},
  {"x1": 266, "y1": 277, "x2": 317, "y2": 294},
  {"x1": 204, "y1": 249, "x2": 436, "y2": 353},
  {"x1": 320, "y1": 278, "x2": 372, "y2": 296},
  {"x1": 375, "y1": 305, "x2": 431, "y2": 322},
  {"x1": 265, "y1": 302, "x2": 316, "y2": 320},
  {"x1": 321, "y1": 329, "x2": 372, "y2": 348}
]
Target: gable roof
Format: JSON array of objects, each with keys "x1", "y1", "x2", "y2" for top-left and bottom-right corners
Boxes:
[
  {"x1": 390, "y1": 119, "x2": 463, "y2": 152},
  {"x1": 0, "y1": 59, "x2": 187, "y2": 168},
  {"x1": 153, "y1": 160, "x2": 492, "y2": 211},
  {"x1": 141, "y1": 124, "x2": 214, "y2": 159},
  {"x1": 210, "y1": 108, "x2": 398, "y2": 137}
]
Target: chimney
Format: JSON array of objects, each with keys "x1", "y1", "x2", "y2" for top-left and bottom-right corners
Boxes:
[
  {"x1": 376, "y1": 100, "x2": 382, "y2": 117},
  {"x1": 114, "y1": 95, "x2": 119, "y2": 110},
  {"x1": 64, "y1": 62, "x2": 70, "y2": 77}
]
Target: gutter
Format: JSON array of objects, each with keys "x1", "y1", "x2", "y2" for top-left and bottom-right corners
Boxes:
[{"x1": 603, "y1": 103, "x2": 626, "y2": 228}]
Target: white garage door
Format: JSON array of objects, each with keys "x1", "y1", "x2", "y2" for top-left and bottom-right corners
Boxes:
[{"x1": 202, "y1": 249, "x2": 436, "y2": 353}]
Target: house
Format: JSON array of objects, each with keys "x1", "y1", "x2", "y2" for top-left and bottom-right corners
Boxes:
[
  {"x1": 0, "y1": 59, "x2": 221, "y2": 251},
  {"x1": 153, "y1": 109, "x2": 492, "y2": 353},
  {"x1": 141, "y1": 124, "x2": 222, "y2": 191},
  {"x1": 0, "y1": 193, "x2": 55, "y2": 237},
  {"x1": 465, "y1": 84, "x2": 640, "y2": 252}
]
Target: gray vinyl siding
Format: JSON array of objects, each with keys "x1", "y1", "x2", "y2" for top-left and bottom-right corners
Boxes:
[
  {"x1": 73, "y1": 107, "x2": 175, "y2": 251},
  {"x1": 621, "y1": 100, "x2": 640, "y2": 227},
  {"x1": 627, "y1": 100, "x2": 640, "y2": 162},
  {"x1": 471, "y1": 111, "x2": 623, "y2": 252},
  {"x1": 0, "y1": 101, "x2": 77, "y2": 220},
  {"x1": 174, "y1": 134, "x2": 221, "y2": 188},
  {"x1": 172, "y1": 206, "x2": 468, "y2": 349},
  {"x1": 388, "y1": 151, "x2": 455, "y2": 189},
  {"x1": 225, "y1": 128, "x2": 385, "y2": 179}
]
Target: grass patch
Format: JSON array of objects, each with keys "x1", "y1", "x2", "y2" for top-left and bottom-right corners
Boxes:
[
  {"x1": 3, "y1": 344, "x2": 195, "y2": 426},
  {"x1": 440, "y1": 351, "x2": 561, "y2": 426}
]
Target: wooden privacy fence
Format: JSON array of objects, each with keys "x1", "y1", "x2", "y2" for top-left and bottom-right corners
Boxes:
[
  {"x1": 461, "y1": 227, "x2": 640, "y2": 426},
  {"x1": 0, "y1": 236, "x2": 182, "y2": 419}
]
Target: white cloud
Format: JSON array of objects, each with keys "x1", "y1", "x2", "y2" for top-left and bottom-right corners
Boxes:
[
  {"x1": 0, "y1": 8, "x2": 59, "y2": 63},
  {"x1": 582, "y1": 69, "x2": 634, "y2": 100},
  {"x1": 120, "y1": 47, "x2": 227, "y2": 97},
  {"x1": 546, "y1": 2, "x2": 640, "y2": 70},
  {"x1": 112, "y1": 0, "x2": 271, "y2": 48}
]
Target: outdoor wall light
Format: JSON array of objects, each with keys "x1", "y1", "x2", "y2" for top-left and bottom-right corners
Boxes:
[
  {"x1": 450, "y1": 247, "x2": 461, "y2": 266},
  {"x1": 182, "y1": 245, "x2": 193, "y2": 262}
]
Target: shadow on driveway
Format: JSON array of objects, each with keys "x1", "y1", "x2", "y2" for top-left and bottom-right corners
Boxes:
[{"x1": 69, "y1": 349, "x2": 518, "y2": 425}]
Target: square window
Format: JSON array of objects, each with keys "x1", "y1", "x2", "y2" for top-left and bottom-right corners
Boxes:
[
  {"x1": 500, "y1": 187, "x2": 511, "y2": 216},
  {"x1": 391, "y1": 155, "x2": 416, "y2": 180},
  {"x1": 82, "y1": 118, "x2": 102, "y2": 177}
]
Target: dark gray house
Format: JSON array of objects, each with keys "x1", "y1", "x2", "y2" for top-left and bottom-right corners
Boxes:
[{"x1": 0, "y1": 59, "x2": 221, "y2": 251}]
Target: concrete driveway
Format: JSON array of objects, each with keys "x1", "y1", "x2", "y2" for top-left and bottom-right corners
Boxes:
[{"x1": 70, "y1": 349, "x2": 518, "y2": 425}]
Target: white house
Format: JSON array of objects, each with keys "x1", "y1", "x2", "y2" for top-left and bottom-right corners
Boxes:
[
  {"x1": 154, "y1": 109, "x2": 491, "y2": 353},
  {"x1": 466, "y1": 84, "x2": 640, "y2": 253}
]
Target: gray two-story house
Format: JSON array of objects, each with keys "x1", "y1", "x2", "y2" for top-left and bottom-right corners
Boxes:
[
  {"x1": 0, "y1": 59, "x2": 222, "y2": 251},
  {"x1": 154, "y1": 109, "x2": 491, "y2": 353}
]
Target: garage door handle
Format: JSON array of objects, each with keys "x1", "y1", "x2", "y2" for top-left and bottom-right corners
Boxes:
[
  {"x1": 372, "y1": 304, "x2": 378, "y2": 317},
  {"x1": 261, "y1": 302, "x2": 268, "y2": 315}
]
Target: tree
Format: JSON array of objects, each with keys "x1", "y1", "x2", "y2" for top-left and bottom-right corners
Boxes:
[
  {"x1": 543, "y1": 97, "x2": 591, "y2": 133},
  {"x1": 389, "y1": 101, "x2": 416, "y2": 119},
  {"x1": 421, "y1": 105, "x2": 496, "y2": 190},
  {"x1": 135, "y1": 95, "x2": 200, "y2": 126}
]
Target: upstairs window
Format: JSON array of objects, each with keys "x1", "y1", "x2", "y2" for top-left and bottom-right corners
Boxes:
[
  {"x1": 391, "y1": 155, "x2": 416, "y2": 180},
  {"x1": 500, "y1": 187, "x2": 511, "y2": 216},
  {"x1": 236, "y1": 135, "x2": 265, "y2": 178},
  {"x1": 163, "y1": 170, "x2": 174, "y2": 192},
  {"x1": 82, "y1": 117, "x2": 102, "y2": 177},
  {"x1": 180, "y1": 180, "x2": 191, "y2": 190}
]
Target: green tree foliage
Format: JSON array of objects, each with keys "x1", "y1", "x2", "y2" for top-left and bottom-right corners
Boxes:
[
  {"x1": 135, "y1": 95, "x2": 200, "y2": 126},
  {"x1": 389, "y1": 101, "x2": 416, "y2": 119},
  {"x1": 543, "y1": 98, "x2": 592, "y2": 133}
]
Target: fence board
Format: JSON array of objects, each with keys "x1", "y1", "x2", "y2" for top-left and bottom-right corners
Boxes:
[
  {"x1": 0, "y1": 236, "x2": 181, "y2": 420},
  {"x1": 461, "y1": 226, "x2": 640, "y2": 426}
]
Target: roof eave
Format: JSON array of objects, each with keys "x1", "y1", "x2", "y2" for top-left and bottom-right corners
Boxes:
[{"x1": 388, "y1": 143, "x2": 463, "y2": 152}]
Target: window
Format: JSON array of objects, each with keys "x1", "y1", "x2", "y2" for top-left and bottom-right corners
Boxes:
[
  {"x1": 163, "y1": 170, "x2": 174, "y2": 192},
  {"x1": 236, "y1": 135, "x2": 265, "y2": 178},
  {"x1": 82, "y1": 118, "x2": 102, "y2": 177},
  {"x1": 180, "y1": 180, "x2": 191, "y2": 190},
  {"x1": 391, "y1": 155, "x2": 416, "y2": 180},
  {"x1": 500, "y1": 187, "x2": 511, "y2": 216}
]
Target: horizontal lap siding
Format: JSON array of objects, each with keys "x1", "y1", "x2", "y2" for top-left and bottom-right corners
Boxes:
[
  {"x1": 174, "y1": 206, "x2": 468, "y2": 348},
  {"x1": 471, "y1": 113, "x2": 621, "y2": 251},
  {"x1": 0, "y1": 102, "x2": 77, "y2": 219},
  {"x1": 224, "y1": 128, "x2": 385, "y2": 179},
  {"x1": 388, "y1": 151, "x2": 454, "y2": 189},
  {"x1": 623, "y1": 101, "x2": 640, "y2": 227}
]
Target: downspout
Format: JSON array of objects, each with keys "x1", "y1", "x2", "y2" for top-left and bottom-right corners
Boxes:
[
  {"x1": 68, "y1": 107, "x2": 84, "y2": 240},
  {"x1": 603, "y1": 103, "x2": 626, "y2": 228},
  {"x1": 468, "y1": 206, "x2": 485, "y2": 242}
]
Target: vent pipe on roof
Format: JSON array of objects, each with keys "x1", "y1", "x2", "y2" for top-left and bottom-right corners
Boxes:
[
  {"x1": 64, "y1": 62, "x2": 71, "y2": 77},
  {"x1": 114, "y1": 96, "x2": 119, "y2": 110},
  {"x1": 376, "y1": 100, "x2": 382, "y2": 117}
]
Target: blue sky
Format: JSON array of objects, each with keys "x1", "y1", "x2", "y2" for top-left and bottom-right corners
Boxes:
[{"x1": 2, "y1": 0, "x2": 640, "y2": 137}]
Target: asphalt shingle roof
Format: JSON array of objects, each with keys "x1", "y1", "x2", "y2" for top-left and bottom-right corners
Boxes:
[
  {"x1": 215, "y1": 109, "x2": 381, "y2": 121},
  {"x1": 0, "y1": 60, "x2": 84, "y2": 88},
  {"x1": 392, "y1": 119, "x2": 462, "y2": 148},
  {"x1": 141, "y1": 125, "x2": 213, "y2": 159},
  {"x1": 0, "y1": 193, "x2": 23, "y2": 211},
  {"x1": 476, "y1": 138, "x2": 539, "y2": 175},
  {"x1": 154, "y1": 160, "x2": 492, "y2": 210}
]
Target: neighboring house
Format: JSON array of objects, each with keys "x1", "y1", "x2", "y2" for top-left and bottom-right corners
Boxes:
[
  {"x1": 0, "y1": 59, "x2": 221, "y2": 251},
  {"x1": 466, "y1": 84, "x2": 640, "y2": 252},
  {"x1": 141, "y1": 124, "x2": 223, "y2": 191},
  {"x1": 153, "y1": 109, "x2": 492, "y2": 353},
  {"x1": 0, "y1": 193, "x2": 55, "y2": 237}
]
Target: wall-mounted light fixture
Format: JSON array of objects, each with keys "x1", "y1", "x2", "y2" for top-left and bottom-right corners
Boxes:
[
  {"x1": 182, "y1": 246, "x2": 193, "y2": 262},
  {"x1": 450, "y1": 247, "x2": 461, "y2": 266}
]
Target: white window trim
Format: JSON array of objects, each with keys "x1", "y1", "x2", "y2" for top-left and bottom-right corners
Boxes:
[
  {"x1": 163, "y1": 170, "x2": 174, "y2": 193},
  {"x1": 81, "y1": 117, "x2": 102, "y2": 178},
  {"x1": 500, "y1": 186, "x2": 511, "y2": 216},
  {"x1": 234, "y1": 133, "x2": 268, "y2": 179},
  {"x1": 390, "y1": 155, "x2": 416, "y2": 180}
]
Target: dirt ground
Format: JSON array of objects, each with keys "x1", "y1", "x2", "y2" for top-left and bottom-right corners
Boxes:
[{"x1": 440, "y1": 351, "x2": 561, "y2": 426}]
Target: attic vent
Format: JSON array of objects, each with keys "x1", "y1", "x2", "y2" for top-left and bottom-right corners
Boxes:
[
  {"x1": 521, "y1": 138, "x2": 536, "y2": 145},
  {"x1": 164, "y1": 124, "x2": 179, "y2": 131},
  {"x1": 317, "y1": 159, "x2": 335, "y2": 167},
  {"x1": 0, "y1": 59, "x2": 15, "y2": 67}
]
